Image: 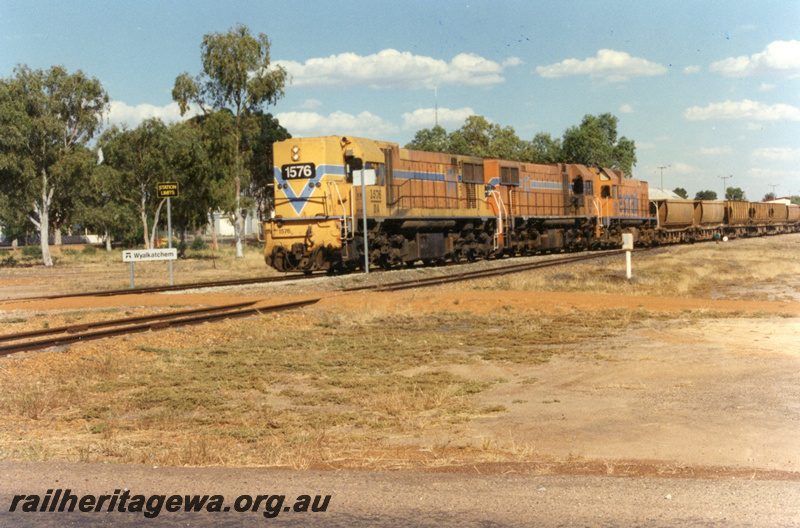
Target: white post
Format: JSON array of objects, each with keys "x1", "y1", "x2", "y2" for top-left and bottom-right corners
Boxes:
[
  {"x1": 626, "y1": 250, "x2": 632, "y2": 279},
  {"x1": 622, "y1": 233, "x2": 634, "y2": 280}
]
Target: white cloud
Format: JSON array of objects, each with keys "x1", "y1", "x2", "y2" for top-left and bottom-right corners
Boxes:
[
  {"x1": 105, "y1": 101, "x2": 200, "y2": 128},
  {"x1": 684, "y1": 100, "x2": 800, "y2": 121},
  {"x1": 401, "y1": 107, "x2": 475, "y2": 130},
  {"x1": 619, "y1": 104, "x2": 634, "y2": 114},
  {"x1": 535, "y1": 49, "x2": 667, "y2": 83},
  {"x1": 757, "y1": 83, "x2": 775, "y2": 92},
  {"x1": 276, "y1": 49, "x2": 520, "y2": 89},
  {"x1": 300, "y1": 99, "x2": 322, "y2": 110},
  {"x1": 710, "y1": 40, "x2": 800, "y2": 78},
  {"x1": 670, "y1": 162, "x2": 697, "y2": 174},
  {"x1": 684, "y1": 65, "x2": 701, "y2": 74},
  {"x1": 700, "y1": 146, "x2": 733, "y2": 155},
  {"x1": 275, "y1": 110, "x2": 400, "y2": 138},
  {"x1": 751, "y1": 147, "x2": 800, "y2": 162}
]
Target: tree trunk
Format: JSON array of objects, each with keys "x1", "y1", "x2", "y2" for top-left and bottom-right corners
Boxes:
[
  {"x1": 141, "y1": 196, "x2": 150, "y2": 249},
  {"x1": 179, "y1": 229, "x2": 186, "y2": 258},
  {"x1": 210, "y1": 214, "x2": 219, "y2": 250},
  {"x1": 54, "y1": 226, "x2": 62, "y2": 246},
  {"x1": 34, "y1": 170, "x2": 54, "y2": 267},
  {"x1": 234, "y1": 176, "x2": 243, "y2": 258},
  {"x1": 149, "y1": 199, "x2": 166, "y2": 250},
  {"x1": 104, "y1": 227, "x2": 112, "y2": 251}
]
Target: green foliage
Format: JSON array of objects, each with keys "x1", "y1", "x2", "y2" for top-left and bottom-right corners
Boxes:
[
  {"x1": 726, "y1": 187, "x2": 747, "y2": 201},
  {"x1": 673, "y1": 187, "x2": 689, "y2": 199},
  {"x1": 762, "y1": 192, "x2": 776, "y2": 201},
  {"x1": 561, "y1": 114, "x2": 637, "y2": 177},
  {"x1": 97, "y1": 119, "x2": 173, "y2": 249},
  {"x1": 0, "y1": 65, "x2": 109, "y2": 266},
  {"x1": 694, "y1": 190, "x2": 718, "y2": 200},
  {"x1": 173, "y1": 24, "x2": 288, "y2": 258},
  {"x1": 247, "y1": 112, "x2": 291, "y2": 213},
  {"x1": 791, "y1": 196, "x2": 800, "y2": 206},
  {"x1": 405, "y1": 113, "x2": 635, "y2": 176},
  {"x1": 190, "y1": 237, "x2": 208, "y2": 250},
  {"x1": 405, "y1": 125, "x2": 450, "y2": 153},
  {"x1": 21, "y1": 245, "x2": 40, "y2": 258}
]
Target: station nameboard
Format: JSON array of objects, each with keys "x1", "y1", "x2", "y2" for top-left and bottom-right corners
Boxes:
[
  {"x1": 156, "y1": 181, "x2": 179, "y2": 199},
  {"x1": 122, "y1": 248, "x2": 178, "y2": 262}
]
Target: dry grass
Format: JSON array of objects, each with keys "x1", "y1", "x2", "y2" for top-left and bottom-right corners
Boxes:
[
  {"x1": 0, "y1": 306, "x2": 663, "y2": 468},
  {"x1": 0, "y1": 243, "x2": 277, "y2": 297},
  {"x1": 479, "y1": 235, "x2": 800, "y2": 300},
  {"x1": 2, "y1": 234, "x2": 798, "y2": 469}
]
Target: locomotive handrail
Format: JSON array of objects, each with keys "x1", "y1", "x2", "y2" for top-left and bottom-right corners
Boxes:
[{"x1": 329, "y1": 181, "x2": 350, "y2": 240}]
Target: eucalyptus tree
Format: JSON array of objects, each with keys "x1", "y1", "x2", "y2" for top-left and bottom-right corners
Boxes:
[
  {"x1": 76, "y1": 162, "x2": 137, "y2": 251},
  {"x1": 172, "y1": 24, "x2": 288, "y2": 257},
  {"x1": 97, "y1": 118, "x2": 173, "y2": 249},
  {"x1": 405, "y1": 125, "x2": 450, "y2": 153},
  {"x1": 725, "y1": 187, "x2": 747, "y2": 201},
  {"x1": 694, "y1": 190, "x2": 718, "y2": 200},
  {"x1": 0, "y1": 65, "x2": 108, "y2": 265},
  {"x1": 248, "y1": 111, "x2": 291, "y2": 216},
  {"x1": 561, "y1": 114, "x2": 637, "y2": 177}
]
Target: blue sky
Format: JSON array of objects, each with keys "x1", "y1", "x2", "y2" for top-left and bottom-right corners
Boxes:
[{"x1": 2, "y1": 0, "x2": 799, "y2": 200}]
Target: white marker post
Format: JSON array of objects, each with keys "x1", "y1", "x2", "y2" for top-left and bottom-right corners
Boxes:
[
  {"x1": 361, "y1": 166, "x2": 369, "y2": 274},
  {"x1": 622, "y1": 233, "x2": 634, "y2": 279}
]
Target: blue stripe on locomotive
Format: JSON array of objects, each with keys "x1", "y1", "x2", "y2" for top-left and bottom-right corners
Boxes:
[{"x1": 274, "y1": 164, "x2": 346, "y2": 215}]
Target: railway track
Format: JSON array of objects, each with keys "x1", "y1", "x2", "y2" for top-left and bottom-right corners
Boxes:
[
  {"x1": 0, "y1": 249, "x2": 631, "y2": 356},
  {"x1": 1, "y1": 272, "x2": 319, "y2": 303},
  {"x1": 344, "y1": 249, "x2": 629, "y2": 293},
  {"x1": 0, "y1": 299, "x2": 319, "y2": 357}
]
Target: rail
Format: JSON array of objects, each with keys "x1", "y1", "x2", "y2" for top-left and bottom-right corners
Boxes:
[{"x1": 0, "y1": 299, "x2": 319, "y2": 357}]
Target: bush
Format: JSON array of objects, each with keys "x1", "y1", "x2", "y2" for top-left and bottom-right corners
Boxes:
[
  {"x1": 21, "y1": 245, "x2": 40, "y2": 258},
  {"x1": 1, "y1": 254, "x2": 17, "y2": 267},
  {"x1": 190, "y1": 237, "x2": 208, "y2": 250},
  {"x1": 81, "y1": 245, "x2": 98, "y2": 255}
]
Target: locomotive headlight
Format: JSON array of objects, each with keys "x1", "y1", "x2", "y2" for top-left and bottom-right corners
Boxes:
[{"x1": 291, "y1": 146, "x2": 300, "y2": 161}]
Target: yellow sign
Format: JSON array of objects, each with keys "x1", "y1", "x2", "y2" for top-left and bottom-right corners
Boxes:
[{"x1": 156, "y1": 182, "x2": 179, "y2": 198}]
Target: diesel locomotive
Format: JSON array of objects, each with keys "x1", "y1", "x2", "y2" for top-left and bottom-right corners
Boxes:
[
  {"x1": 263, "y1": 136, "x2": 655, "y2": 273},
  {"x1": 263, "y1": 136, "x2": 800, "y2": 273}
]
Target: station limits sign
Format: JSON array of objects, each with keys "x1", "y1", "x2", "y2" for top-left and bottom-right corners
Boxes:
[
  {"x1": 156, "y1": 181, "x2": 179, "y2": 199},
  {"x1": 122, "y1": 249, "x2": 177, "y2": 262}
]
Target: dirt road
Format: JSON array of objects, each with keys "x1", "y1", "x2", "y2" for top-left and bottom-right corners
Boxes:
[{"x1": 1, "y1": 461, "x2": 798, "y2": 527}]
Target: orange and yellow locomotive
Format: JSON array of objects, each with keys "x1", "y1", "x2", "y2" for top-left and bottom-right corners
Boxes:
[{"x1": 263, "y1": 136, "x2": 653, "y2": 273}]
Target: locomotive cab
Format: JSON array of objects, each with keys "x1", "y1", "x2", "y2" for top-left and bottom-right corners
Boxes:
[{"x1": 265, "y1": 136, "x2": 386, "y2": 272}]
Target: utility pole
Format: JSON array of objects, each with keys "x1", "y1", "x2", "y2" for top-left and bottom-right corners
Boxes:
[
  {"x1": 719, "y1": 174, "x2": 732, "y2": 200},
  {"x1": 768, "y1": 183, "x2": 778, "y2": 198},
  {"x1": 656, "y1": 165, "x2": 669, "y2": 191}
]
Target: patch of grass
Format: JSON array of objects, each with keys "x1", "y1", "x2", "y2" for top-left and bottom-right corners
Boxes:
[{"x1": 0, "y1": 302, "x2": 765, "y2": 469}]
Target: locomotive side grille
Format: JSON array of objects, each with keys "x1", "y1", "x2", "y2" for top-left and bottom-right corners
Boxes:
[{"x1": 466, "y1": 183, "x2": 477, "y2": 208}]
